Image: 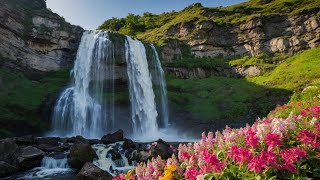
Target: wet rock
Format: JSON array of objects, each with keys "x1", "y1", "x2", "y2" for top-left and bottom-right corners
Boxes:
[
  {"x1": 37, "y1": 144, "x2": 62, "y2": 152},
  {"x1": 76, "y1": 162, "x2": 112, "y2": 180},
  {"x1": 60, "y1": 143, "x2": 72, "y2": 151},
  {"x1": 67, "y1": 136, "x2": 90, "y2": 144},
  {"x1": 0, "y1": 161, "x2": 18, "y2": 178},
  {"x1": 107, "y1": 149, "x2": 121, "y2": 160},
  {"x1": 101, "y1": 129, "x2": 124, "y2": 144},
  {"x1": 89, "y1": 139, "x2": 102, "y2": 145},
  {"x1": 36, "y1": 137, "x2": 60, "y2": 146},
  {"x1": 137, "y1": 151, "x2": 150, "y2": 163},
  {"x1": 122, "y1": 139, "x2": 135, "y2": 150},
  {"x1": 15, "y1": 135, "x2": 35, "y2": 146},
  {"x1": 69, "y1": 143, "x2": 97, "y2": 169},
  {"x1": 149, "y1": 139, "x2": 174, "y2": 159},
  {"x1": 16, "y1": 146, "x2": 44, "y2": 170},
  {"x1": 0, "y1": 138, "x2": 18, "y2": 163}
]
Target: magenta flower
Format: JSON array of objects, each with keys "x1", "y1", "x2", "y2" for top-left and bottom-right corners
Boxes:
[
  {"x1": 248, "y1": 156, "x2": 264, "y2": 173},
  {"x1": 264, "y1": 133, "x2": 282, "y2": 151},
  {"x1": 246, "y1": 128, "x2": 259, "y2": 149},
  {"x1": 184, "y1": 168, "x2": 199, "y2": 180},
  {"x1": 280, "y1": 147, "x2": 307, "y2": 172},
  {"x1": 260, "y1": 150, "x2": 278, "y2": 167},
  {"x1": 297, "y1": 130, "x2": 318, "y2": 148},
  {"x1": 228, "y1": 146, "x2": 252, "y2": 166},
  {"x1": 311, "y1": 106, "x2": 320, "y2": 117},
  {"x1": 201, "y1": 149, "x2": 224, "y2": 172}
]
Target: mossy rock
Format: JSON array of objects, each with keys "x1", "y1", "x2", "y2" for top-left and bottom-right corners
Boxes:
[{"x1": 69, "y1": 143, "x2": 97, "y2": 169}]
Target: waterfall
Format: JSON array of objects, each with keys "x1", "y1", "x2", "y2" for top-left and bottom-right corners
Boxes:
[
  {"x1": 52, "y1": 30, "x2": 115, "y2": 138},
  {"x1": 51, "y1": 30, "x2": 170, "y2": 139},
  {"x1": 150, "y1": 45, "x2": 170, "y2": 127},
  {"x1": 125, "y1": 36, "x2": 158, "y2": 136}
]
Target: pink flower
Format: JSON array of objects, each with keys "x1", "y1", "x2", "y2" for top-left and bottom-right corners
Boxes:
[
  {"x1": 184, "y1": 168, "x2": 199, "y2": 180},
  {"x1": 297, "y1": 130, "x2": 318, "y2": 148},
  {"x1": 260, "y1": 150, "x2": 278, "y2": 167},
  {"x1": 228, "y1": 146, "x2": 252, "y2": 166},
  {"x1": 264, "y1": 133, "x2": 282, "y2": 151},
  {"x1": 280, "y1": 147, "x2": 307, "y2": 173},
  {"x1": 280, "y1": 147, "x2": 306, "y2": 173},
  {"x1": 282, "y1": 162, "x2": 297, "y2": 173},
  {"x1": 314, "y1": 122, "x2": 320, "y2": 137},
  {"x1": 248, "y1": 156, "x2": 264, "y2": 173},
  {"x1": 201, "y1": 149, "x2": 224, "y2": 172},
  {"x1": 311, "y1": 106, "x2": 320, "y2": 117},
  {"x1": 246, "y1": 128, "x2": 259, "y2": 149}
]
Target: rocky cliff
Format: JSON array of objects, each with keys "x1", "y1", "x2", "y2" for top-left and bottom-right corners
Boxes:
[
  {"x1": 162, "y1": 8, "x2": 320, "y2": 61},
  {"x1": 0, "y1": 0, "x2": 84, "y2": 79}
]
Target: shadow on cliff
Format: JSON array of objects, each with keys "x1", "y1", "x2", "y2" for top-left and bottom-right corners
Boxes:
[{"x1": 166, "y1": 75, "x2": 292, "y2": 137}]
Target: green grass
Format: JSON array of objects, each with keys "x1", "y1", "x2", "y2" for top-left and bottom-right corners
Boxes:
[
  {"x1": 248, "y1": 46, "x2": 320, "y2": 90},
  {"x1": 165, "y1": 55, "x2": 237, "y2": 68},
  {"x1": 268, "y1": 79, "x2": 320, "y2": 119},
  {"x1": 0, "y1": 68, "x2": 70, "y2": 137},
  {"x1": 167, "y1": 76, "x2": 290, "y2": 122},
  {"x1": 98, "y1": 0, "x2": 320, "y2": 45},
  {"x1": 166, "y1": 45, "x2": 320, "y2": 123}
]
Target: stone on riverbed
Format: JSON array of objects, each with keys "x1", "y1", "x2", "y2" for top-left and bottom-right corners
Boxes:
[
  {"x1": 101, "y1": 129, "x2": 124, "y2": 144},
  {"x1": 76, "y1": 162, "x2": 113, "y2": 180},
  {"x1": 69, "y1": 143, "x2": 97, "y2": 169}
]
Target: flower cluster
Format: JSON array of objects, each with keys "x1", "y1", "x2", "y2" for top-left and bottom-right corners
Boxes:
[{"x1": 113, "y1": 105, "x2": 320, "y2": 179}]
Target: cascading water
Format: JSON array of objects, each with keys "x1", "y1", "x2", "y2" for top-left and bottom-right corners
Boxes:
[
  {"x1": 52, "y1": 30, "x2": 115, "y2": 138},
  {"x1": 17, "y1": 156, "x2": 74, "y2": 179},
  {"x1": 149, "y1": 45, "x2": 170, "y2": 127},
  {"x1": 125, "y1": 36, "x2": 158, "y2": 136},
  {"x1": 51, "y1": 30, "x2": 172, "y2": 139}
]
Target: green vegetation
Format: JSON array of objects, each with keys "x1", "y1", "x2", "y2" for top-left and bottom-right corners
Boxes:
[
  {"x1": 167, "y1": 76, "x2": 290, "y2": 122},
  {"x1": 248, "y1": 46, "x2": 320, "y2": 90},
  {"x1": 167, "y1": 45, "x2": 320, "y2": 123},
  {"x1": 269, "y1": 80, "x2": 320, "y2": 119},
  {"x1": 98, "y1": 0, "x2": 320, "y2": 45},
  {"x1": 0, "y1": 68, "x2": 71, "y2": 137},
  {"x1": 165, "y1": 56, "x2": 234, "y2": 69}
]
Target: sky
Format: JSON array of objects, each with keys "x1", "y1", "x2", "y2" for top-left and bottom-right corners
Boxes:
[{"x1": 46, "y1": 0, "x2": 246, "y2": 30}]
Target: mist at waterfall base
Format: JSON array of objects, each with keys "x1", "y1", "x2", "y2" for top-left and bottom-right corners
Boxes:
[{"x1": 49, "y1": 30, "x2": 196, "y2": 142}]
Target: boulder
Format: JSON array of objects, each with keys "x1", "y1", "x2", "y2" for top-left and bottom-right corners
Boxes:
[
  {"x1": 76, "y1": 162, "x2": 112, "y2": 180},
  {"x1": 69, "y1": 143, "x2": 97, "y2": 169},
  {"x1": 122, "y1": 139, "x2": 135, "y2": 150},
  {"x1": 89, "y1": 139, "x2": 102, "y2": 145},
  {"x1": 107, "y1": 149, "x2": 121, "y2": 160},
  {"x1": 136, "y1": 139, "x2": 174, "y2": 163},
  {"x1": 67, "y1": 136, "x2": 90, "y2": 144},
  {"x1": 37, "y1": 144, "x2": 62, "y2": 152},
  {"x1": 36, "y1": 137, "x2": 60, "y2": 146},
  {"x1": 149, "y1": 139, "x2": 174, "y2": 159},
  {"x1": 101, "y1": 129, "x2": 124, "y2": 144},
  {"x1": 15, "y1": 135, "x2": 35, "y2": 146},
  {"x1": 0, "y1": 161, "x2": 18, "y2": 178},
  {"x1": 16, "y1": 146, "x2": 44, "y2": 170},
  {"x1": 0, "y1": 138, "x2": 18, "y2": 163}
]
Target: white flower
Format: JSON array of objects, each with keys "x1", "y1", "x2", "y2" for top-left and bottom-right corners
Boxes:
[{"x1": 196, "y1": 174, "x2": 205, "y2": 180}]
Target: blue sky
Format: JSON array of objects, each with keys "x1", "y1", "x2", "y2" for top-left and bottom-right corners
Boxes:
[{"x1": 46, "y1": 0, "x2": 246, "y2": 30}]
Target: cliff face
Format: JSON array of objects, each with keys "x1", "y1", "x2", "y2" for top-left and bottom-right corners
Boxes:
[
  {"x1": 162, "y1": 8, "x2": 320, "y2": 61},
  {"x1": 0, "y1": 0, "x2": 84, "y2": 79}
]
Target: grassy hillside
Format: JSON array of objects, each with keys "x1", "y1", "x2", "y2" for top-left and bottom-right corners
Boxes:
[
  {"x1": 167, "y1": 45, "x2": 320, "y2": 124},
  {"x1": 98, "y1": 0, "x2": 320, "y2": 45},
  {"x1": 0, "y1": 68, "x2": 70, "y2": 137}
]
